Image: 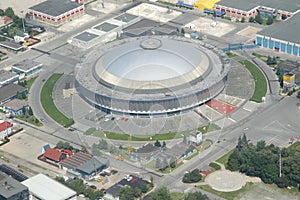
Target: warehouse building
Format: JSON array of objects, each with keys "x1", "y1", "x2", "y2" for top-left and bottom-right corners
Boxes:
[
  {"x1": 0, "y1": 84, "x2": 28, "y2": 105},
  {"x1": 12, "y1": 59, "x2": 42, "y2": 78},
  {"x1": 0, "y1": 172, "x2": 29, "y2": 200},
  {"x1": 22, "y1": 174, "x2": 76, "y2": 200},
  {"x1": 256, "y1": 12, "x2": 300, "y2": 56},
  {"x1": 27, "y1": 0, "x2": 85, "y2": 26},
  {"x1": 0, "y1": 70, "x2": 19, "y2": 87},
  {"x1": 214, "y1": 0, "x2": 300, "y2": 21}
]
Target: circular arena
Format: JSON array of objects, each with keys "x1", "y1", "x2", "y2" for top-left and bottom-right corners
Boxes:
[{"x1": 75, "y1": 35, "x2": 230, "y2": 117}]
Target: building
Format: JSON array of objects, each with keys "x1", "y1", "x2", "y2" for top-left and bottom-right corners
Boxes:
[
  {"x1": 200, "y1": 165, "x2": 212, "y2": 175},
  {"x1": 214, "y1": 0, "x2": 300, "y2": 21},
  {"x1": 43, "y1": 148, "x2": 67, "y2": 163},
  {"x1": 0, "y1": 16, "x2": 13, "y2": 28},
  {"x1": 75, "y1": 35, "x2": 230, "y2": 117},
  {"x1": 28, "y1": 0, "x2": 85, "y2": 26},
  {"x1": 0, "y1": 84, "x2": 28, "y2": 105},
  {"x1": 256, "y1": 12, "x2": 300, "y2": 57},
  {"x1": 75, "y1": 156, "x2": 109, "y2": 179},
  {"x1": 0, "y1": 164, "x2": 28, "y2": 182},
  {"x1": 0, "y1": 41, "x2": 26, "y2": 53},
  {"x1": 0, "y1": 121, "x2": 13, "y2": 140},
  {"x1": 189, "y1": 130, "x2": 203, "y2": 146},
  {"x1": 0, "y1": 172, "x2": 29, "y2": 200},
  {"x1": 131, "y1": 143, "x2": 160, "y2": 164},
  {"x1": 22, "y1": 174, "x2": 76, "y2": 200},
  {"x1": 0, "y1": 70, "x2": 19, "y2": 88},
  {"x1": 12, "y1": 59, "x2": 42, "y2": 78},
  {"x1": 13, "y1": 31, "x2": 29, "y2": 43},
  {"x1": 277, "y1": 60, "x2": 300, "y2": 85},
  {"x1": 283, "y1": 73, "x2": 295, "y2": 87},
  {"x1": 2, "y1": 99, "x2": 29, "y2": 116},
  {"x1": 60, "y1": 151, "x2": 109, "y2": 179}
]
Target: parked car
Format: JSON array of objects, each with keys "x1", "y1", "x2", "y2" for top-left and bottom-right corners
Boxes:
[
  {"x1": 111, "y1": 169, "x2": 118, "y2": 175},
  {"x1": 90, "y1": 185, "x2": 97, "y2": 190}
]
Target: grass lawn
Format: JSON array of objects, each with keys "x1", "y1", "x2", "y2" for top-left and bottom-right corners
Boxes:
[
  {"x1": 239, "y1": 60, "x2": 267, "y2": 103},
  {"x1": 26, "y1": 76, "x2": 38, "y2": 92},
  {"x1": 216, "y1": 148, "x2": 235, "y2": 169},
  {"x1": 16, "y1": 116, "x2": 43, "y2": 127},
  {"x1": 156, "y1": 162, "x2": 184, "y2": 174},
  {"x1": 198, "y1": 183, "x2": 254, "y2": 200},
  {"x1": 226, "y1": 52, "x2": 237, "y2": 58},
  {"x1": 84, "y1": 124, "x2": 219, "y2": 141},
  {"x1": 287, "y1": 141, "x2": 300, "y2": 150},
  {"x1": 171, "y1": 192, "x2": 185, "y2": 200},
  {"x1": 40, "y1": 74, "x2": 74, "y2": 127}
]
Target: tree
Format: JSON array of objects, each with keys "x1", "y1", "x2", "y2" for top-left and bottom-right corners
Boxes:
[
  {"x1": 266, "y1": 16, "x2": 274, "y2": 25},
  {"x1": 154, "y1": 140, "x2": 161, "y2": 147},
  {"x1": 170, "y1": 157, "x2": 176, "y2": 168},
  {"x1": 133, "y1": 187, "x2": 142, "y2": 198},
  {"x1": 150, "y1": 187, "x2": 172, "y2": 200},
  {"x1": 185, "y1": 191, "x2": 209, "y2": 200},
  {"x1": 276, "y1": 177, "x2": 289, "y2": 188},
  {"x1": 55, "y1": 176, "x2": 65, "y2": 183},
  {"x1": 255, "y1": 13, "x2": 263, "y2": 24},
  {"x1": 183, "y1": 169, "x2": 202, "y2": 183},
  {"x1": 256, "y1": 140, "x2": 266, "y2": 151},
  {"x1": 119, "y1": 186, "x2": 135, "y2": 200},
  {"x1": 0, "y1": 9, "x2": 4, "y2": 16},
  {"x1": 35, "y1": 118, "x2": 39, "y2": 124},
  {"x1": 98, "y1": 139, "x2": 108, "y2": 150},
  {"x1": 213, "y1": 11, "x2": 217, "y2": 18},
  {"x1": 241, "y1": 17, "x2": 245, "y2": 23},
  {"x1": 141, "y1": 184, "x2": 148, "y2": 193},
  {"x1": 266, "y1": 55, "x2": 272, "y2": 65},
  {"x1": 249, "y1": 17, "x2": 255, "y2": 22},
  {"x1": 4, "y1": 7, "x2": 14, "y2": 18},
  {"x1": 28, "y1": 106, "x2": 33, "y2": 116},
  {"x1": 21, "y1": 92, "x2": 27, "y2": 99},
  {"x1": 22, "y1": 106, "x2": 26, "y2": 116},
  {"x1": 160, "y1": 157, "x2": 168, "y2": 171},
  {"x1": 162, "y1": 141, "x2": 166, "y2": 148},
  {"x1": 181, "y1": 28, "x2": 185, "y2": 36}
]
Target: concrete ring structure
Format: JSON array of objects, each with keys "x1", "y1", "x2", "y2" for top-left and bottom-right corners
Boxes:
[{"x1": 75, "y1": 35, "x2": 230, "y2": 117}]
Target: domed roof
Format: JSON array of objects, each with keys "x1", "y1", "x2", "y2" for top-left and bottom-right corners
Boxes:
[{"x1": 93, "y1": 37, "x2": 211, "y2": 90}]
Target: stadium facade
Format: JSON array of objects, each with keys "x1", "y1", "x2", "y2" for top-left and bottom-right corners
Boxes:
[{"x1": 75, "y1": 36, "x2": 230, "y2": 117}]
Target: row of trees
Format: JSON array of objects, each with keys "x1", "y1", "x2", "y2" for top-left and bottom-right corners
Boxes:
[
  {"x1": 119, "y1": 184, "x2": 152, "y2": 200},
  {"x1": 56, "y1": 141, "x2": 74, "y2": 150},
  {"x1": 56, "y1": 177, "x2": 103, "y2": 200},
  {"x1": 266, "y1": 56, "x2": 277, "y2": 65},
  {"x1": 227, "y1": 134, "x2": 300, "y2": 189},
  {"x1": 249, "y1": 14, "x2": 274, "y2": 25}
]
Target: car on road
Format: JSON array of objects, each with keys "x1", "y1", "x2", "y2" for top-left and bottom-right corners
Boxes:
[
  {"x1": 90, "y1": 185, "x2": 97, "y2": 190},
  {"x1": 111, "y1": 169, "x2": 118, "y2": 175}
]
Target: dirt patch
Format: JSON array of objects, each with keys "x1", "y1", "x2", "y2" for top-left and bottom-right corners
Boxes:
[{"x1": 236, "y1": 26, "x2": 261, "y2": 38}]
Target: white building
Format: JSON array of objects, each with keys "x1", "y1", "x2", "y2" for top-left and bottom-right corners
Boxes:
[
  {"x1": 0, "y1": 121, "x2": 13, "y2": 139},
  {"x1": 189, "y1": 130, "x2": 203, "y2": 146},
  {"x1": 22, "y1": 174, "x2": 77, "y2": 200}
]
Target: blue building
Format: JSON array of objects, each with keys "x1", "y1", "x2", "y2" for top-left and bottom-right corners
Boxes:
[
  {"x1": 2, "y1": 99, "x2": 29, "y2": 116},
  {"x1": 256, "y1": 12, "x2": 300, "y2": 57},
  {"x1": 0, "y1": 83, "x2": 28, "y2": 105},
  {"x1": 12, "y1": 59, "x2": 42, "y2": 78}
]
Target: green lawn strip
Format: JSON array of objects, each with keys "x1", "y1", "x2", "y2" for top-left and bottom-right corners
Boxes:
[
  {"x1": 239, "y1": 60, "x2": 267, "y2": 103},
  {"x1": 156, "y1": 162, "x2": 184, "y2": 174},
  {"x1": 287, "y1": 141, "x2": 300, "y2": 150},
  {"x1": 216, "y1": 148, "x2": 235, "y2": 168},
  {"x1": 41, "y1": 74, "x2": 74, "y2": 127},
  {"x1": 209, "y1": 162, "x2": 221, "y2": 170},
  {"x1": 198, "y1": 183, "x2": 254, "y2": 200},
  {"x1": 26, "y1": 76, "x2": 38, "y2": 92},
  {"x1": 85, "y1": 124, "x2": 219, "y2": 141},
  {"x1": 171, "y1": 192, "x2": 185, "y2": 200},
  {"x1": 226, "y1": 52, "x2": 237, "y2": 58},
  {"x1": 15, "y1": 116, "x2": 43, "y2": 127}
]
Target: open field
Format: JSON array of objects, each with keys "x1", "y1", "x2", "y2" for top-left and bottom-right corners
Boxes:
[
  {"x1": 239, "y1": 60, "x2": 267, "y2": 103},
  {"x1": 41, "y1": 73, "x2": 74, "y2": 127}
]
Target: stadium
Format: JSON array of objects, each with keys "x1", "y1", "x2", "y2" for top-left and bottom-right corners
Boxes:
[{"x1": 75, "y1": 35, "x2": 230, "y2": 117}]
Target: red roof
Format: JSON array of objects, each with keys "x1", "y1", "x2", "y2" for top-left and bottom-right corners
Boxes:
[
  {"x1": 62, "y1": 149, "x2": 73, "y2": 156},
  {"x1": 44, "y1": 148, "x2": 64, "y2": 162},
  {"x1": 0, "y1": 121, "x2": 13, "y2": 132},
  {"x1": 3, "y1": 16, "x2": 12, "y2": 24}
]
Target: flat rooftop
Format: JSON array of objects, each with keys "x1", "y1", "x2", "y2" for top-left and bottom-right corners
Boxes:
[
  {"x1": 73, "y1": 31, "x2": 99, "y2": 42},
  {"x1": 0, "y1": 41, "x2": 23, "y2": 51},
  {"x1": 0, "y1": 172, "x2": 28, "y2": 199},
  {"x1": 114, "y1": 13, "x2": 138, "y2": 22},
  {"x1": 0, "y1": 83, "x2": 27, "y2": 103},
  {"x1": 12, "y1": 59, "x2": 42, "y2": 71},
  {"x1": 28, "y1": 0, "x2": 82, "y2": 17},
  {"x1": 3, "y1": 99, "x2": 28, "y2": 111},
  {"x1": 22, "y1": 174, "x2": 76, "y2": 200},
  {"x1": 216, "y1": 0, "x2": 300, "y2": 12},
  {"x1": 0, "y1": 70, "x2": 18, "y2": 83},
  {"x1": 94, "y1": 22, "x2": 118, "y2": 32},
  {"x1": 257, "y1": 12, "x2": 300, "y2": 44}
]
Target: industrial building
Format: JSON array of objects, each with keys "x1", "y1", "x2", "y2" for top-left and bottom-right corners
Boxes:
[
  {"x1": 0, "y1": 83, "x2": 27, "y2": 105},
  {"x1": 12, "y1": 59, "x2": 42, "y2": 78},
  {"x1": 27, "y1": 0, "x2": 85, "y2": 26},
  {"x1": 22, "y1": 174, "x2": 77, "y2": 200},
  {"x1": 0, "y1": 70, "x2": 19, "y2": 88},
  {"x1": 214, "y1": 0, "x2": 300, "y2": 21},
  {"x1": 71, "y1": 13, "x2": 140, "y2": 49},
  {"x1": 0, "y1": 172, "x2": 29, "y2": 200},
  {"x1": 256, "y1": 12, "x2": 300, "y2": 56},
  {"x1": 75, "y1": 35, "x2": 230, "y2": 117}
]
